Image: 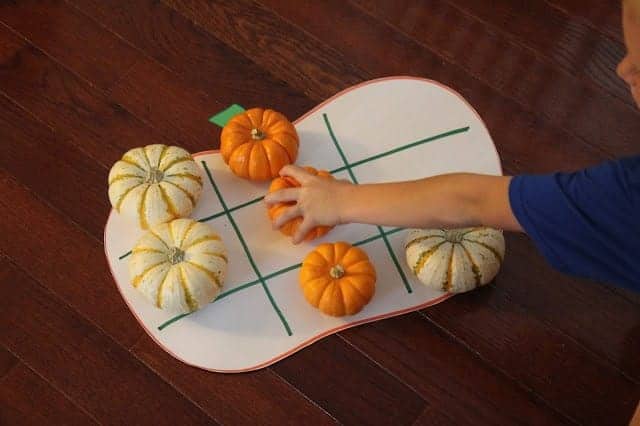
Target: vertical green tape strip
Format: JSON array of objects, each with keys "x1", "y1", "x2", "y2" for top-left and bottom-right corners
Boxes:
[
  {"x1": 209, "y1": 104, "x2": 246, "y2": 127},
  {"x1": 202, "y1": 161, "x2": 293, "y2": 336},
  {"x1": 323, "y1": 113, "x2": 413, "y2": 294}
]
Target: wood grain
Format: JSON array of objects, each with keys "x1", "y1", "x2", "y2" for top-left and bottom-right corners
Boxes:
[
  {"x1": 0, "y1": 25, "x2": 171, "y2": 166},
  {"x1": 132, "y1": 334, "x2": 339, "y2": 425},
  {"x1": 0, "y1": 0, "x2": 138, "y2": 90},
  {"x1": 0, "y1": 94, "x2": 110, "y2": 239},
  {"x1": 68, "y1": 0, "x2": 315, "y2": 117},
  {"x1": 0, "y1": 345, "x2": 18, "y2": 381},
  {"x1": 412, "y1": 405, "x2": 460, "y2": 426},
  {"x1": 163, "y1": 0, "x2": 368, "y2": 100},
  {"x1": 0, "y1": 171, "x2": 141, "y2": 347},
  {"x1": 109, "y1": 56, "x2": 225, "y2": 150},
  {"x1": 340, "y1": 313, "x2": 569, "y2": 425},
  {"x1": 1, "y1": 0, "x2": 638, "y2": 423},
  {"x1": 421, "y1": 0, "x2": 629, "y2": 104},
  {"x1": 421, "y1": 286, "x2": 639, "y2": 425},
  {"x1": 546, "y1": 0, "x2": 623, "y2": 42},
  {"x1": 0, "y1": 361, "x2": 97, "y2": 425},
  {"x1": 0, "y1": 256, "x2": 216, "y2": 424},
  {"x1": 272, "y1": 335, "x2": 427, "y2": 425}
]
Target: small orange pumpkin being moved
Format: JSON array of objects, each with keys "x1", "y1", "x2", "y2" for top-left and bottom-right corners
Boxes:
[
  {"x1": 300, "y1": 242, "x2": 376, "y2": 316},
  {"x1": 220, "y1": 108, "x2": 299, "y2": 181},
  {"x1": 267, "y1": 166, "x2": 334, "y2": 241}
]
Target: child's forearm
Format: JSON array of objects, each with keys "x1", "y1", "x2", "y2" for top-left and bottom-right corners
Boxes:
[{"x1": 336, "y1": 173, "x2": 522, "y2": 231}]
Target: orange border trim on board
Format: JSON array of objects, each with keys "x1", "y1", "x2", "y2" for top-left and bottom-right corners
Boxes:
[{"x1": 103, "y1": 76, "x2": 500, "y2": 373}]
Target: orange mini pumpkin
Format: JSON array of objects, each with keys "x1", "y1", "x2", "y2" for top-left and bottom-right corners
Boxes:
[
  {"x1": 220, "y1": 108, "x2": 299, "y2": 181},
  {"x1": 300, "y1": 242, "x2": 376, "y2": 316},
  {"x1": 267, "y1": 166, "x2": 334, "y2": 241}
]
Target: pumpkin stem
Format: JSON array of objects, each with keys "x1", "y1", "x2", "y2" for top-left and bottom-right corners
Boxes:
[
  {"x1": 146, "y1": 167, "x2": 164, "y2": 184},
  {"x1": 250, "y1": 128, "x2": 265, "y2": 140},
  {"x1": 444, "y1": 229, "x2": 465, "y2": 243},
  {"x1": 168, "y1": 247, "x2": 185, "y2": 265},
  {"x1": 329, "y1": 264, "x2": 345, "y2": 279}
]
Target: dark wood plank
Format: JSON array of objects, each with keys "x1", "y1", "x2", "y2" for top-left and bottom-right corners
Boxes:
[
  {"x1": 0, "y1": 0, "x2": 138, "y2": 91},
  {"x1": 132, "y1": 334, "x2": 338, "y2": 425},
  {"x1": 546, "y1": 0, "x2": 623, "y2": 42},
  {"x1": 498, "y1": 233, "x2": 640, "y2": 381},
  {"x1": 0, "y1": 94, "x2": 109, "y2": 239},
  {"x1": 272, "y1": 336, "x2": 427, "y2": 425},
  {"x1": 0, "y1": 25, "x2": 173, "y2": 167},
  {"x1": 266, "y1": 0, "x2": 637, "y2": 161},
  {"x1": 413, "y1": 405, "x2": 459, "y2": 426},
  {"x1": 357, "y1": 0, "x2": 631, "y2": 107},
  {"x1": 0, "y1": 361, "x2": 97, "y2": 425},
  {"x1": 109, "y1": 56, "x2": 225, "y2": 150},
  {"x1": 0, "y1": 345, "x2": 18, "y2": 380},
  {"x1": 421, "y1": 287, "x2": 639, "y2": 425},
  {"x1": 67, "y1": 0, "x2": 315, "y2": 118},
  {"x1": 161, "y1": 0, "x2": 368, "y2": 100},
  {"x1": 0, "y1": 19, "x2": 26, "y2": 63},
  {"x1": 0, "y1": 170, "x2": 141, "y2": 347},
  {"x1": 0, "y1": 255, "x2": 216, "y2": 425},
  {"x1": 341, "y1": 314, "x2": 569, "y2": 425}
]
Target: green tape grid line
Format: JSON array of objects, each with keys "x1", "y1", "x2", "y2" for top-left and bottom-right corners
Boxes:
[
  {"x1": 202, "y1": 161, "x2": 292, "y2": 336},
  {"x1": 195, "y1": 126, "x2": 469, "y2": 225},
  {"x1": 119, "y1": 250, "x2": 132, "y2": 260},
  {"x1": 157, "y1": 227, "x2": 404, "y2": 330},
  {"x1": 117, "y1": 125, "x2": 469, "y2": 259},
  {"x1": 197, "y1": 196, "x2": 265, "y2": 223},
  {"x1": 330, "y1": 126, "x2": 469, "y2": 173},
  {"x1": 323, "y1": 113, "x2": 413, "y2": 294}
]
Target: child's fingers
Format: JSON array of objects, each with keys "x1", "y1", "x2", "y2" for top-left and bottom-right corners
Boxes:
[
  {"x1": 273, "y1": 205, "x2": 302, "y2": 229},
  {"x1": 279, "y1": 164, "x2": 312, "y2": 184},
  {"x1": 264, "y1": 188, "x2": 299, "y2": 204},
  {"x1": 293, "y1": 218, "x2": 314, "y2": 245}
]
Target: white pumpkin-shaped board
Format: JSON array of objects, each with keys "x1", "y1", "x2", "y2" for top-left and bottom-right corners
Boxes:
[
  {"x1": 129, "y1": 218, "x2": 227, "y2": 314},
  {"x1": 405, "y1": 228, "x2": 505, "y2": 293},
  {"x1": 105, "y1": 77, "x2": 505, "y2": 372},
  {"x1": 108, "y1": 144, "x2": 203, "y2": 229}
]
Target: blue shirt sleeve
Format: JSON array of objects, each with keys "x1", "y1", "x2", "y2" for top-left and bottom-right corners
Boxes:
[{"x1": 508, "y1": 156, "x2": 640, "y2": 290}]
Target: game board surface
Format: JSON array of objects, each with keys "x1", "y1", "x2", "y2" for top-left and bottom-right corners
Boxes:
[{"x1": 104, "y1": 77, "x2": 502, "y2": 372}]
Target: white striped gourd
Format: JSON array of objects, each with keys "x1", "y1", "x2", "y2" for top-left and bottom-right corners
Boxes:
[
  {"x1": 108, "y1": 144, "x2": 202, "y2": 229},
  {"x1": 404, "y1": 228, "x2": 505, "y2": 293},
  {"x1": 129, "y1": 219, "x2": 227, "y2": 314}
]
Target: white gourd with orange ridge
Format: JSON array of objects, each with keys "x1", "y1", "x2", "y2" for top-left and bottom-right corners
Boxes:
[
  {"x1": 129, "y1": 218, "x2": 227, "y2": 314},
  {"x1": 404, "y1": 227, "x2": 505, "y2": 293},
  {"x1": 108, "y1": 144, "x2": 202, "y2": 229}
]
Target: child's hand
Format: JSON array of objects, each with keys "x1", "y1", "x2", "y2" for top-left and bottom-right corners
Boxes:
[{"x1": 264, "y1": 165, "x2": 352, "y2": 244}]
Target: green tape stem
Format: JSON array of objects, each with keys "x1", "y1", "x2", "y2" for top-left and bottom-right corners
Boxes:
[{"x1": 209, "y1": 104, "x2": 246, "y2": 127}]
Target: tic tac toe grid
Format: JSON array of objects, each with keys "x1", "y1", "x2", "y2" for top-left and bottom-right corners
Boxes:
[{"x1": 118, "y1": 113, "x2": 469, "y2": 335}]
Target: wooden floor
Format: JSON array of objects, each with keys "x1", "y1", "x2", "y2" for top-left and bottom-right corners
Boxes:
[{"x1": 1, "y1": 0, "x2": 639, "y2": 424}]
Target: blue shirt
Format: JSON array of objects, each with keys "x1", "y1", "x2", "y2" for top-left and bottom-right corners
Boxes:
[{"x1": 509, "y1": 156, "x2": 640, "y2": 291}]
